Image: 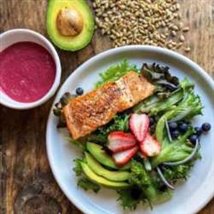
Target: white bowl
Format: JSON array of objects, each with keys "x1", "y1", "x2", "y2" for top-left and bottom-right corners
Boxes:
[
  {"x1": 46, "y1": 45, "x2": 214, "y2": 214},
  {"x1": 0, "y1": 28, "x2": 61, "y2": 109}
]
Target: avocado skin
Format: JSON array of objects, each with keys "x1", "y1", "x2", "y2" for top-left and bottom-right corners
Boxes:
[
  {"x1": 80, "y1": 162, "x2": 130, "y2": 189},
  {"x1": 46, "y1": 0, "x2": 94, "y2": 51},
  {"x1": 85, "y1": 152, "x2": 130, "y2": 182},
  {"x1": 86, "y1": 142, "x2": 130, "y2": 170}
]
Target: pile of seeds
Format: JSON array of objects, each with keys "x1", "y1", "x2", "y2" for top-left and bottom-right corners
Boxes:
[{"x1": 92, "y1": 0, "x2": 190, "y2": 52}]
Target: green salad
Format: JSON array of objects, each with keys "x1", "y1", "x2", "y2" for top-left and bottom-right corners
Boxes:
[{"x1": 53, "y1": 60, "x2": 211, "y2": 210}]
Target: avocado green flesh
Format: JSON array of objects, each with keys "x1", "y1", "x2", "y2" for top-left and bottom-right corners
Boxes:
[
  {"x1": 85, "y1": 152, "x2": 130, "y2": 182},
  {"x1": 86, "y1": 142, "x2": 130, "y2": 170},
  {"x1": 46, "y1": 0, "x2": 94, "y2": 51},
  {"x1": 80, "y1": 162, "x2": 129, "y2": 189}
]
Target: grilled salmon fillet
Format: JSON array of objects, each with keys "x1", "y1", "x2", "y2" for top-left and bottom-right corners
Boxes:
[{"x1": 63, "y1": 71, "x2": 155, "y2": 139}]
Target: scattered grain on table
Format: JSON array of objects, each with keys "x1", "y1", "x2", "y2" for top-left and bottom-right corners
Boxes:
[{"x1": 92, "y1": 0, "x2": 190, "y2": 51}]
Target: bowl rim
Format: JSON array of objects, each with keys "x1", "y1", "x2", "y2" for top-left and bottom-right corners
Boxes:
[
  {"x1": 0, "y1": 28, "x2": 61, "y2": 109},
  {"x1": 46, "y1": 45, "x2": 214, "y2": 214}
]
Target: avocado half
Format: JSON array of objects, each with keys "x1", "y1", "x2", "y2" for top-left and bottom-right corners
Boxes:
[{"x1": 46, "y1": 0, "x2": 94, "y2": 51}]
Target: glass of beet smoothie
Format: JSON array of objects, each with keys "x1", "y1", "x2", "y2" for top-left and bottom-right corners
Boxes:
[{"x1": 0, "y1": 29, "x2": 61, "y2": 109}]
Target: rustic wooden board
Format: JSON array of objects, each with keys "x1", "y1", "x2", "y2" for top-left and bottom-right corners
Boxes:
[{"x1": 0, "y1": 0, "x2": 213, "y2": 213}]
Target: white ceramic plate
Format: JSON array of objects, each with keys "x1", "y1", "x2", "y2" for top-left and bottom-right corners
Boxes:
[{"x1": 46, "y1": 46, "x2": 214, "y2": 214}]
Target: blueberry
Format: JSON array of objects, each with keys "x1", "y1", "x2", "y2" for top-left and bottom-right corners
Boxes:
[
  {"x1": 194, "y1": 127, "x2": 202, "y2": 136},
  {"x1": 182, "y1": 120, "x2": 191, "y2": 125},
  {"x1": 76, "y1": 87, "x2": 84, "y2": 95},
  {"x1": 189, "y1": 134, "x2": 198, "y2": 144},
  {"x1": 168, "y1": 121, "x2": 178, "y2": 130},
  {"x1": 149, "y1": 117, "x2": 155, "y2": 126},
  {"x1": 171, "y1": 130, "x2": 179, "y2": 139},
  {"x1": 178, "y1": 122, "x2": 188, "y2": 133},
  {"x1": 201, "y1": 123, "x2": 211, "y2": 132}
]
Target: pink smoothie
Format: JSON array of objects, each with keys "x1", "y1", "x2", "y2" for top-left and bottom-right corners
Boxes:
[{"x1": 0, "y1": 42, "x2": 56, "y2": 103}]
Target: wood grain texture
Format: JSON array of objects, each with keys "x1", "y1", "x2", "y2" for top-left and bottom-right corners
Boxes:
[{"x1": 0, "y1": 0, "x2": 213, "y2": 214}]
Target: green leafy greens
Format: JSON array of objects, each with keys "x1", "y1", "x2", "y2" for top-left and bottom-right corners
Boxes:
[
  {"x1": 129, "y1": 160, "x2": 158, "y2": 202},
  {"x1": 117, "y1": 159, "x2": 173, "y2": 210},
  {"x1": 152, "y1": 129, "x2": 195, "y2": 167},
  {"x1": 88, "y1": 113, "x2": 129, "y2": 145},
  {"x1": 117, "y1": 188, "x2": 145, "y2": 210},
  {"x1": 95, "y1": 59, "x2": 139, "y2": 88},
  {"x1": 162, "y1": 164, "x2": 194, "y2": 182}
]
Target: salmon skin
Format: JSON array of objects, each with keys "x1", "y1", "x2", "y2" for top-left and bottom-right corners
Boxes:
[{"x1": 63, "y1": 71, "x2": 155, "y2": 139}]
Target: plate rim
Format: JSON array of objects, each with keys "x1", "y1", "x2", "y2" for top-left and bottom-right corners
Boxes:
[{"x1": 46, "y1": 45, "x2": 214, "y2": 214}]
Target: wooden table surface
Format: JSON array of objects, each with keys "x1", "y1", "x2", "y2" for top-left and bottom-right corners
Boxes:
[{"x1": 1, "y1": 0, "x2": 214, "y2": 213}]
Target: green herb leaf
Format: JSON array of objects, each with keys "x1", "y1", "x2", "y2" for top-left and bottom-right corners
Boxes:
[
  {"x1": 73, "y1": 159, "x2": 83, "y2": 176},
  {"x1": 95, "y1": 59, "x2": 139, "y2": 88},
  {"x1": 162, "y1": 164, "x2": 193, "y2": 181},
  {"x1": 129, "y1": 160, "x2": 158, "y2": 202},
  {"x1": 117, "y1": 189, "x2": 142, "y2": 210},
  {"x1": 89, "y1": 113, "x2": 130, "y2": 146},
  {"x1": 152, "y1": 129, "x2": 195, "y2": 167}
]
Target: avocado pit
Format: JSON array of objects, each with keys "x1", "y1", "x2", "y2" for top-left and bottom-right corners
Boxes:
[{"x1": 56, "y1": 8, "x2": 83, "y2": 37}]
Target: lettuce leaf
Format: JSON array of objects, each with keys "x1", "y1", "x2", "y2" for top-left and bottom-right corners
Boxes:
[{"x1": 95, "y1": 60, "x2": 139, "y2": 88}]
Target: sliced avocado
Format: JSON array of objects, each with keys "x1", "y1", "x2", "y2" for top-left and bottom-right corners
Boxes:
[
  {"x1": 85, "y1": 152, "x2": 130, "y2": 182},
  {"x1": 47, "y1": 0, "x2": 94, "y2": 51},
  {"x1": 80, "y1": 162, "x2": 129, "y2": 189},
  {"x1": 86, "y1": 142, "x2": 130, "y2": 170}
]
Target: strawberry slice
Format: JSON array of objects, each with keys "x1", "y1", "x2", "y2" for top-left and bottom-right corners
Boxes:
[
  {"x1": 129, "y1": 113, "x2": 149, "y2": 142},
  {"x1": 113, "y1": 146, "x2": 138, "y2": 167},
  {"x1": 107, "y1": 131, "x2": 137, "y2": 152},
  {"x1": 140, "y1": 133, "x2": 161, "y2": 157}
]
